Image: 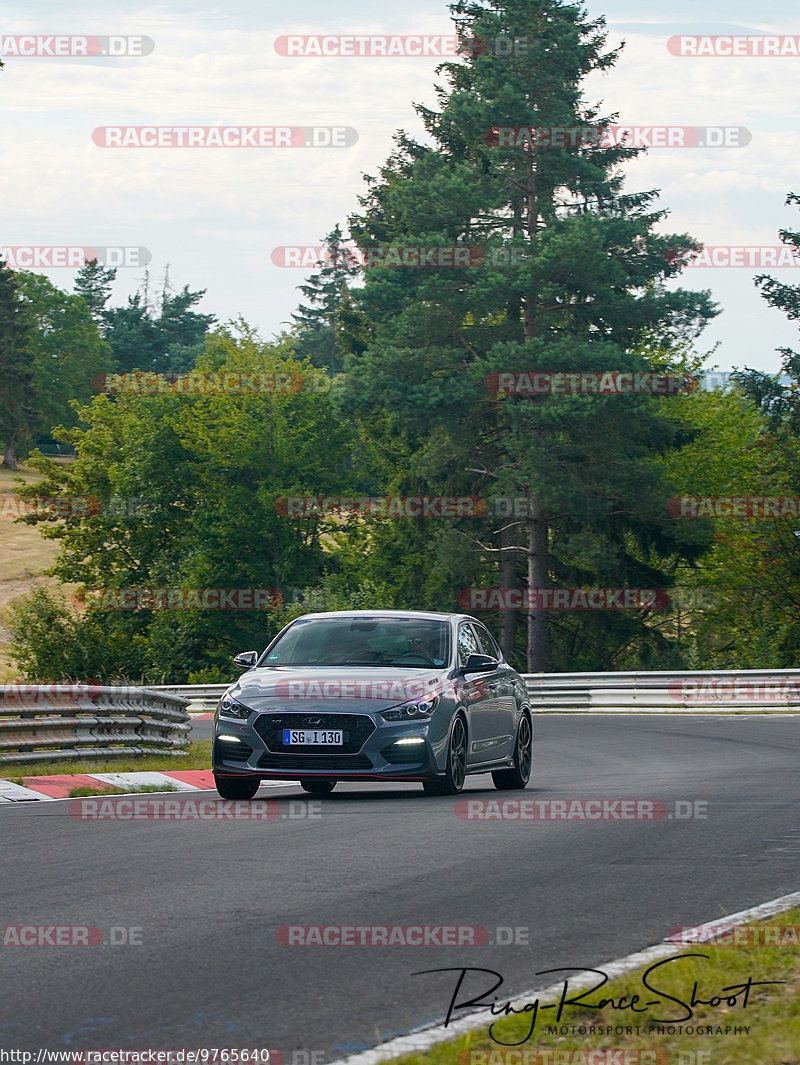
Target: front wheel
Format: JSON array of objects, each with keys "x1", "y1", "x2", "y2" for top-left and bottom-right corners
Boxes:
[
  {"x1": 301, "y1": 779, "x2": 336, "y2": 795},
  {"x1": 423, "y1": 715, "x2": 467, "y2": 796},
  {"x1": 492, "y1": 713, "x2": 533, "y2": 790},
  {"x1": 214, "y1": 773, "x2": 260, "y2": 800}
]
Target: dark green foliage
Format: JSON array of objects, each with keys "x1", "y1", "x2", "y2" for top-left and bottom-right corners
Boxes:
[
  {"x1": 0, "y1": 260, "x2": 34, "y2": 467},
  {"x1": 102, "y1": 269, "x2": 216, "y2": 374},
  {"x1": 10, "y1": 325, "x2": 357, "y2": 682},
  {"x1": 74, "y1": 258, "x2": 117, "y2": 324},
  {"x1": 292, "y1": 225, "x2": 361, "y2": 374}
]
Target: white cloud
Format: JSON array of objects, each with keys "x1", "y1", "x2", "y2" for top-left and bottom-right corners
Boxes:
[{"x1": 1, "y1": 1, "x2": 798, "y2": 370}]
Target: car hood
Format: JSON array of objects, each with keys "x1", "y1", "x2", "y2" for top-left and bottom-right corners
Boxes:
[{"x1": 229, "y1": 665, "x2": 452, "y2": 713}]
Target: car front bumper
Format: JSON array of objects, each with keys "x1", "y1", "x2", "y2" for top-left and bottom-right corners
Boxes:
[{"x1": 212, "y1": 707, "x2": 446, "y2": 781}]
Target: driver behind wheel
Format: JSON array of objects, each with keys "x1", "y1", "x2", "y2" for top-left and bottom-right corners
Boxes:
[{"x1": 407, "y1": 628, "x2": 445, "y2": 666}]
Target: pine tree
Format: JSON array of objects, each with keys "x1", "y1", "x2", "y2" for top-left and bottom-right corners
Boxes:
[
  {"x1": 157, "y1": 268, "x2": 217, "y2": 370},
  {"x1": 74, "y1": 258, "x2": 117, "y2": 325},
  {"x1": 102, "y1": 269, "x2": 216, "y2": 373},
  {"x1": 734, "y1": 193, "x2": 800, "y2": 432},
  {"x1": 292, "y1": 225, "x2": 361, "y2": 374},
  {"x1": 0, "y1": 260, "x2": 34, "y2": 469},
  {"x1": 341, "y1": 0, "x2": 717, "y2": 669}
]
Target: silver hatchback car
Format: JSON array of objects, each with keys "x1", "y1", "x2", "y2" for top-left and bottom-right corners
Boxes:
[{"x1": 212, "y1": 610, "x2": 533, "y2": 798}]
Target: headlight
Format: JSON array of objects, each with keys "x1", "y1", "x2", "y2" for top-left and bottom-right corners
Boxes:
[
  {"x1": 218, "y1": 694, "x2": 252, "y2": 719},
  {"x1": 381, "y1": 696, "x2": 438, "y2": 722}
]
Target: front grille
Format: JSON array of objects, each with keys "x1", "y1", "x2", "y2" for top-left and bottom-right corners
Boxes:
[
  {"x1": 214, "y1": 739, "x2": 253, "y2": 763},
  {"x1": 252, "y1": 712, "x2": 376, "y2": 754},
  {"x1": 257, "y1": 752, "x2": 372, "y2": 771}
]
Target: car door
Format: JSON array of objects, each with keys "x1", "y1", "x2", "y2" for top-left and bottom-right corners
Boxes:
[
  {"x1": 473, "y1": 622, "x2": 517, "y2": 759},
  {"x1": 457, "y1": 621, "x2": 505, "y2": 765}
]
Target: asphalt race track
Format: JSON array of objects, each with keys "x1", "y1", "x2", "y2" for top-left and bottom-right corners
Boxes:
[{"x1": 2, "y1": 714, "x2": 799, "y2": 1058}]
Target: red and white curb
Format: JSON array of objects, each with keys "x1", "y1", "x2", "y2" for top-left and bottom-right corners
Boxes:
[
  {"x1": 327, "y1": 889, "x2": 800, "y2": 1065},
  {"x1": 0, "y1": 769, "x2": 215, "y2": 802},
  {"x1": 0, "y1": 769, "x2": 288, "y2": 803}
]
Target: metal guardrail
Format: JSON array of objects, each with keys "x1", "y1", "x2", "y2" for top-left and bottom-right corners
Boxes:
[
  {"x1": 155, "y1": 669, "x2": 800, "y2": 715},
  {"x1": 523, "y1": 668, "x2": 800, "y2": 712},
  {"x1": 156, "y1": 684, "x2": 226, "y2": 714},
  {"x1": 0, "y1": 685, "x2": 191, "y2": 765}
]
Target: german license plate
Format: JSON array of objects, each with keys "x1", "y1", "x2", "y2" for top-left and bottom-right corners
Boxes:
[{"x1": 283, "y1": 729, "x2": 343, "y2": 745}]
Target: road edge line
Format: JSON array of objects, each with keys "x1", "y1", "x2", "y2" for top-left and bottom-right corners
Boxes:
[{"x1": 327, "y1": 889, "x2": 800, "y2": 1065}]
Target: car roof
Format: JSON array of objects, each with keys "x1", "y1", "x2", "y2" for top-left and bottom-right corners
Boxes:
[{"x1": 291, "y1": 609, "x2": 474, "y2": 623}]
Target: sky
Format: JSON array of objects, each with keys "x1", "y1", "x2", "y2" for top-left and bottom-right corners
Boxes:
[{"x1": 2, "y1": 0, "x2": 800, "y2": 374}]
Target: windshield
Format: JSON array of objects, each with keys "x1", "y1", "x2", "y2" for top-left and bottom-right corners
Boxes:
[{"x1": 262, "y1": 617, "x2": 450, "y2": 668}]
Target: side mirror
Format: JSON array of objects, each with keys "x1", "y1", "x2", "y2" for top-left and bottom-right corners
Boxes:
[
  {"x1": 233, "y1": 650, "x2": 259, "y2": 670},
  {"x1": 462, "y1": 652, "x2": 499, "y2": 674}
]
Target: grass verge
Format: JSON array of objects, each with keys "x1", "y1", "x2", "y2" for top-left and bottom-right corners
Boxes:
[
  {"x1": 67, "y1": 783, "x2": 179, "y2": 797},
  {"x1": 388, "y1": 908, "x2": 800, "y2": 1065},
  {"x1": 1, "y1": 739, "x2": 211, "y2": 783}
]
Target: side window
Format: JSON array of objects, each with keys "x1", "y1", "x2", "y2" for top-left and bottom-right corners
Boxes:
[
  {"x1": 474, "y1": 624, "x2": 502, "y2": 662},
  {"x1": 457, "y1": 623, "x2": 479, "y2": 666}
]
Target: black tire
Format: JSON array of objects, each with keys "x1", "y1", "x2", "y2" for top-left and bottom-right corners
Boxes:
[
  {"x1": 493, "y1": 713, "x2": 533, "y2": 790},
  {"x1": 214, "y1": 773, "x2": 260, "y2": 800},
  {"x1": 301, "y1": 779, "x2": 336, "y2": 796},
  {"x1": 422, "y1": 780, "x2": 446, "y2": 796},
  {"x1": 423, "y1": 714, "x2": 467, "y2": 796}
]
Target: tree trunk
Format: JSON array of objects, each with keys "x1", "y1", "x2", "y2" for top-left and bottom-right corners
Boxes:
[
  {"x1": 522, "y1": 161, "x2": 547, "y2": 671},
  {"x1": 526, "y1": 495, "x2": 548, "y2": 672},
  {"x1": 498, "y1": 523, "x2": 517, "y2": 661},
  {"x1": 2, "y1": 442, "x2": 18, "y2": 470}
]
